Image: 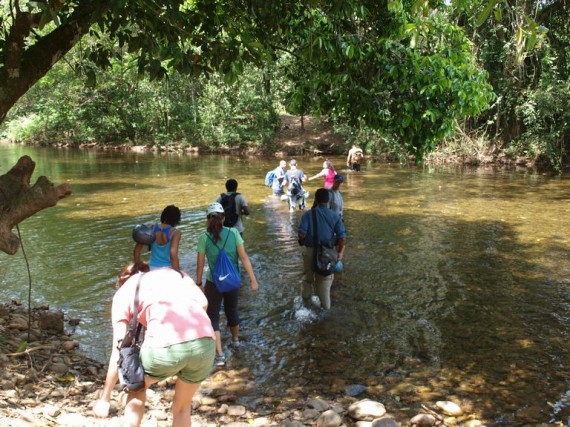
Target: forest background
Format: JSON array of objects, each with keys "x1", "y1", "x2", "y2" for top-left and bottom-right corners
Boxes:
[{"x1": 0, "y1": 0, "x2": 568, "y2": 171}]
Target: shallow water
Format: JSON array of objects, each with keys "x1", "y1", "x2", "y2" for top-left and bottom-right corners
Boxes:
[{"x1": 1, "y1": 146, "x2": 569, "y2": 423}]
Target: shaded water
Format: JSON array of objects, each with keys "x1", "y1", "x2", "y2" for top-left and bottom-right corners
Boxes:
[{"x1": 1, "y1": 145, "x2": 569, "y2": 423}]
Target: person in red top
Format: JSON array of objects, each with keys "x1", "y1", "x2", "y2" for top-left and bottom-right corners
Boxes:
[{"x1": 308, "y1": 160, "x2": 336, "y2": 189}]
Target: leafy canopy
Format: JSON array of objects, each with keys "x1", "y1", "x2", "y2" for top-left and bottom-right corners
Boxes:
[{"x1": 0, "y1": 0, "x2": 495, "y2": 159}]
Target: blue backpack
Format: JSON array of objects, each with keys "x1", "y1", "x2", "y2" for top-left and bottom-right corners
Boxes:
[
  {"x1": 207, "y1": 231, "x2": 241, "y2": 293},
  {"x1": 265, "y1": 170, "x2": 276, "y2": 187}
]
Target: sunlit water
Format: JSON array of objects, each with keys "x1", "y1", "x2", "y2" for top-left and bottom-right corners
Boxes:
[{"x1": 1, "y1": 145, "x2": 569, "y2": 423}]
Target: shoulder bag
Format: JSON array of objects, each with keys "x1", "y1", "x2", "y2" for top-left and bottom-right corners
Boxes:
[{"x1": 117, "y1": 273, "x2": 146, "y2": 391}]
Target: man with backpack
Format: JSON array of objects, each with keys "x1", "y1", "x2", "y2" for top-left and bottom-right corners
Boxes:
[
  {"x1": 215, "y1": 179, "x2": 250, "y2": 237},
  {"x1": 282, "y1": 159, "x2": 308, "y2": 212},
  {"x1": 268, "y1": 160, "x2": 287, "y2": 195}
]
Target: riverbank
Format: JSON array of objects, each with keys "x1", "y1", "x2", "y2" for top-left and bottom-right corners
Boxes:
[
  {"x1": 1, "y1": 113, "x2": 551, "y2": 171},
  {"x1": 0, "y1": 301, "x2": 496, "y2": 427}
]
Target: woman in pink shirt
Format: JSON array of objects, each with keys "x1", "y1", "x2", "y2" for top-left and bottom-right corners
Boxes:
[
  {"x1": 93, "y1": 264, "x2": 215, "y2": 426},
  {"x1": 308, "y1": 160, "x2": 336, "y2": 189}
]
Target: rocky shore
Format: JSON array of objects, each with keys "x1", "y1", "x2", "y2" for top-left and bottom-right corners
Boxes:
[{"x1": 0, "y1": 302, "x2": 492, "y2": 427}]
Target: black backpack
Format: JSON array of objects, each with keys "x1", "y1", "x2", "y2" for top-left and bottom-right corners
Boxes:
[
  {"x1": 289, "y1": 177, "x2": 302, "y2": 196},
  {"x1": 220, "y1": 193, "x2": 240, "y2": 227}
]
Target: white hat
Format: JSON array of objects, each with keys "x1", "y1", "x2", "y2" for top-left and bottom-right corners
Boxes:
[{"x1": 207, "y1": 202, "x2": 224, "y2": 216}]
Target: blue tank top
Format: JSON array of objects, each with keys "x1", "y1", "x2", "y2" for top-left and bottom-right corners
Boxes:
[{"x1": 150, "y1": 224, "x2": 174, "y2": 269}]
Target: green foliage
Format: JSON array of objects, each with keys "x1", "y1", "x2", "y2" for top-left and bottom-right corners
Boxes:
[
  {"x1": 515, "y1": 69, "x2": 570, "y2": 170},
  {"x1": 271, "y1": 1, "x2": 494, "y2": 161},
  {"x1": 1, "y1": 46, "x2": 279, "y2": 148}
]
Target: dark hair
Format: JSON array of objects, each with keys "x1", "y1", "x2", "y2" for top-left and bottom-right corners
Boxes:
[
  {"x1": 161, "y1": 205, "x2": 181, "y2": 226},
  {"x1": 117, "y1": 262, "x2": 149, "y2": 288},
  {"x1": 315, "y1": 188, "x2": 330, "y2": 204},
  {"x1": 225, "y1": 179, "x2": 238, "y2": 192},
  {"x1": 207, "y1": 214, "x2": 224, "y2": 243}
]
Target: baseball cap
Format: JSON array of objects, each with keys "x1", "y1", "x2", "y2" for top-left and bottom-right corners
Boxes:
[
  {"x1": 207, "y1": 202, "x2": 224, "y2": 216},
  {"x1": 334, "y1": 174, "x2": 344, "y2": 182}
]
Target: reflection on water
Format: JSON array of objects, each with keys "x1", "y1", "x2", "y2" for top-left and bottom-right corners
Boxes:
[{"x1": 1, "y1": 146, "x2": 569, "y2": 423}]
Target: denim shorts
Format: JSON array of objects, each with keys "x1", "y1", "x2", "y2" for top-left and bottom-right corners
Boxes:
[{"x1": 140, "y1": 337, "x2": 215, "y2": 383}]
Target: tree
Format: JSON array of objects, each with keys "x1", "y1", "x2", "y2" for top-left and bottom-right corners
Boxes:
[
  {"x1": 0, "y1": 0, "x2": 264, "y2": 123},
  {"x1": 0, "y1": 156, "x2": 71, "y2": 255},
  {"x1": 1, "y1": 0, "x2": 494, "y2": 160}
]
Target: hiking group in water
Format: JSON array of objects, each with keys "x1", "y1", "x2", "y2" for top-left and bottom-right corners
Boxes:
[{"x1": 94, "y1": 147, "x2": 363, "y2": 426}]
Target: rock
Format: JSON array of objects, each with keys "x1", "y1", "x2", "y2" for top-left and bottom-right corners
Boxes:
[
  {"x1": 227, "y1": 404, "x2": 247, "y2": 416},
  {"x1": 308, "y1": 398, "x2": 330, "y2": 411},
  {"x1": 345, "y1": 384, "x2": 368, "y2": 397},
  {"x1": 316, "y1": 409, "x2": 342, "y2": 427},
  {"x1": 279, "y1": 421, "x2": 305, "y2": 427},
  {"x1": 410, "y1": 413, "x2": 436, "y2": 426},
  {"x1": 348, "y1": 400, "x2": 387, "y2": 421},
  {"x1": 302, "y1": 408, "x2": 320, "y2": 419},
  {"x1": 435, "y1": 400, "x2": 463, "y2": 416},
  {"x1": 61, "y1": 340, "x2": 78, "y2": 351},
  {"x1": 48, "y1": 362, "x2": 69, "y2": 375},
  {"x1": 43, "y1": 405, "x2": 61, "y2": 417},
  {"x1": 371, "y1": 418, "x2": 400, "y2": 427},
  {"x1": 39, "y1": 311, "x2": 64, "y2": 333}
]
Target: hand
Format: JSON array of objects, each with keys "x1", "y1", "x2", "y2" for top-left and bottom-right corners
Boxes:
[
  {"x1": 93, "y1": 399, "x2": 111, "y2": 418},
  {"x1": 250, "y1": 279, "x2": 259, "y2": 292}
]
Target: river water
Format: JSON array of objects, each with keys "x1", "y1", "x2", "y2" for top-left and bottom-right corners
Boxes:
[{"x1": 1, "y1": 145, "x2": 569, "y2": 423}]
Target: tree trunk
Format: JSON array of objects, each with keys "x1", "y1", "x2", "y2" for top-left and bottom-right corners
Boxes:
[
  {"x1": 0, "y1": 156, "x2": 72, "y2": 255},
  {"x1": 0, "y1": 1, "x2": 98, "y2": 124}
]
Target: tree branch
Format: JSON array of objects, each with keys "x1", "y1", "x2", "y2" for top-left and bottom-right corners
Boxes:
[{"x1": 0, "y1": 156, "x2": 72, "y2": 255}]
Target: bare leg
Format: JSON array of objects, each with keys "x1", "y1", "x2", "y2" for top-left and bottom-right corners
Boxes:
[
  {"x1": 124, "y1": 389, "x2": 146, "y2": 427},
  {"x1": 172, "y1": 379, "x2": 201, "y2": 427},
  {"x1": 214, "y1": 330, "x2": 223, "y2": 355},
  {"x1": 230, "y1": 324, "x2": 239, "y2": 340}
]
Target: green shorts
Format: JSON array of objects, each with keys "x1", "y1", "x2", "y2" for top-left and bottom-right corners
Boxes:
[{"x1": 140, "y1": 337, "x2": 215, "y2": 384}]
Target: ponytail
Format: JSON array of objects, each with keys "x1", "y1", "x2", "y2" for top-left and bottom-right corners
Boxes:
[{"x1": 207, "y1": 214, "x2": 224, "y2": 243}]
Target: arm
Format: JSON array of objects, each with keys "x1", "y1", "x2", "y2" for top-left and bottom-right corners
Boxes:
[
  {"x1": 92, "y1": 320, "x2": 128, "y2": 418},
  {"x1": 347, "y1": 150, "x2": 352, "y2": 166},
  {"x1": 169, "y1": 230, "x2": 181, "y2": 272},
  {"x1": 336, "y1": 238, "x2": 346, "y2": 260},
  {"x1": 240, "y1": 196, "x2": 251, "y2": 216},
  {"x1": 236, "y1": 244, "x2": 258, "y2": 291},
  {"x1": 196, "y1": 252, "x2": 206, "y2": 287},
  {"x1": 308, "y1": 169, "x2": 326, "y2": 181},
  {"x1": 133, "y1": 243, "x2": 144, "y2": 265}
]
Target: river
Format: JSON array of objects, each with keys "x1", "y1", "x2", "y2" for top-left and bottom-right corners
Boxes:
[{"x1": 1, "y1": 145, "x2": 569, "y2": 423}]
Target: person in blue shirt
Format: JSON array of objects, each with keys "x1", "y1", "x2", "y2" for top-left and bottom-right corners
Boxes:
[
  {"x1": 134, "y1": 205, "x2": 182, "y2": 273},
  {"x1": 297, "y1": 188, "x2": 346, "y2": 310},
  {"x1": 271, "y1": 160, "x2": 287, "y2": 195}
]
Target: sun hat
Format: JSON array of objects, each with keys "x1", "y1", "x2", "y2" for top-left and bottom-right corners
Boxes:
[
  {"x1": 334, "y1": 174, "x2": 344, "y2": 182},
  {"x1": 132, "y1": 224, "x2": 155, "y2": 245},
  {"x1": 207, "y1": 202, "x2": 224, "y2": 216}
]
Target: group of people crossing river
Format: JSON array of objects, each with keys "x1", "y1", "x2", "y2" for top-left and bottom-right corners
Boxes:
[{"x1": 93, "y1": 149, "x2": 363, "y2": 426}]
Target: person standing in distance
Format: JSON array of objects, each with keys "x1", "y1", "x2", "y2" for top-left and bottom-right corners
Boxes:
[
  {"x1": 271, "y1": 160, "x2": 288, "y2": 195},
  {"x1": 298, "y1": 188, "x2": 346, "y2": 310},
  {"x1": 308, "y1": 160, "x2": 336, "y2": 189},
  {"x1": 282, "y1": 159, "x2": 308, "y2": 212},
  {"x1": 196, "y1": 202, "x2": 259, "y2": 367},
  {"x1": 346, "y1": 144, "x2": 364, "y2": 172},
  {"x1": 215, "y1": 179, "x2": 250, "y2": 237}
]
